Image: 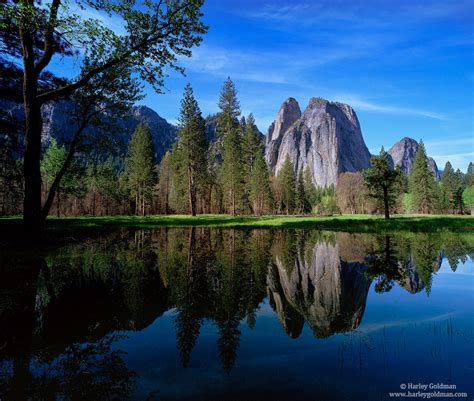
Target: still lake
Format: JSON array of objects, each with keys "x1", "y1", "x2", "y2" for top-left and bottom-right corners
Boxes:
[{"x1": 0, "y1": 228, "x2": 473, "y2": 400}]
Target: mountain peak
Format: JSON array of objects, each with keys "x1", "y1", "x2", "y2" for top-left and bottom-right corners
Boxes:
[
  {"x1": 388, "y1": 137, "x2": 440, "y2": 179},
  {"x1": 265, "y1": 96, "x2": 371, "y2": 187}
]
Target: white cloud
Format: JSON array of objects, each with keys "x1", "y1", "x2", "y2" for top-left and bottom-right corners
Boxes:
[{"x1": 334, "y1": 94, "x2": 448, "y2": 121}]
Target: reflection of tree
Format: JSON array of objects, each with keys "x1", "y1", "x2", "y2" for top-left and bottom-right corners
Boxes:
[
  {"x1": 173, "y1": 228, "x2": 205, "y2": 367},
  {"x1": 366, "y1": 236, "x2": 407, "y2": 293},
  {"x1": 159, "y1": 228, "x2": 271, "y2": 372},
  {"x1": 0, "y1": 250, "x2": 140, "y2": 400},
  {"x1": 412, "y1": 234, "x2": 443, "y2": 295},
  {"x1": 34, "y1": 335, "x2": 135, "y2": 400},
  {"x1": 441, "y1": 233, "x2": 472, "y2": 272}
]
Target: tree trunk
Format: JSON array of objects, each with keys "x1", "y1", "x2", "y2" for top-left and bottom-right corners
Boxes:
[
  {"x1": 188, "y1": 165, "x2": 196, "y2": 216},
  {"x1": 56, "y1": 189, "x2": 60, "y2": 218},
  {"x1": 23, "y1": 89, "x2": 43, "y2": 231}
]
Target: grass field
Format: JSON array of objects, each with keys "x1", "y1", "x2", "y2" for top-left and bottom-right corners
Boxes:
[{"x1": 1, "y1": 214, "x2": 472, "y2": 238}]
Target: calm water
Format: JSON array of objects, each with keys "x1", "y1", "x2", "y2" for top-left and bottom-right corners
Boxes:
[{"x1": 0, "y1": 229, "x2": 473, "y2": 400}]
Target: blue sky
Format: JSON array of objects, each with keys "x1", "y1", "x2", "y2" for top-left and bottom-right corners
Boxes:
[{"x1": 51, "y1": 0, "x2": 473, "y2": 170}]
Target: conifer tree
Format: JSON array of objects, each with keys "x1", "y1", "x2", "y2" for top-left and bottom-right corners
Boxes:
[
  {"x1": 295, "y1": 171, "x2": 311, "y2": 213},
  {"x1": 217, "y1": 78, "x2": 241, "y2": 138},
  {"x1": 408, "y1": 141, "x2": 437, "y2": 214},
  {"x1": 278, "y1": 155, "x2": 296, "y2": 215},
  {"x1": 242, "y1": 113, "x2": 265, "y2": 212},
  {"x1": 453, "y1": 169, "x2": 465, "y2": 214},
  {"x1": 249, "y1": 152, "x2": 273, "y2": 216},
  {"x1": 158, "y1": 151, "x2": 172, "y2": 214},
  {"x1": 303, "y1": 167, "x2": 318, "y2": 207},
  {"x1": 125, "y1": 124, "x2": 156, "y2": 216},
  {"x1": 217, "y1": 78, "x2": 245, "y2": 215},
  {"x1": 364, "y1": 147, "x2": 402, "y2": 219},
  {"x1": 242, "y1": 114, "x2": 262, "y2": 174},
  {"x1": 176, "y1": 84, "x2": 207, "y2": 215},
  {"x1": 441, "y1": 161, "x2": 456, "y2": 213}
]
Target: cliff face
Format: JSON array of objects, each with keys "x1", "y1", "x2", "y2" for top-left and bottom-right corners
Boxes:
[
  {"x1": 387, "y1": 137, "x2": 440, "y2": 180},
  {"x1": 265, "y1": 97, "x2": 371, "y2": 187},
  {"x1": 4, "y1": 100, "x2": 177, "y2": 162}
]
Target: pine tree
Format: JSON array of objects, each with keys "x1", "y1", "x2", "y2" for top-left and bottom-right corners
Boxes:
[
  {"x1": 217, "y1": 78, "x2": 245, "y2": 215},
  {"x1": 441, "y1": 161, "x2": 456, "y2": 213},
  {"x1": 157, "y1": 151, "x2": 172, "y2": 214},
  {"x1": 408, "y1": 141, "x2": 437, "y2": 214},
  {"x1": 278, "y1": 155, "x2": 296, "y2": 215},
  {"x1": 249, "y1": 152, "x2": 273, "y2": 216},
  {"x1": 242, "y1": 114, "x2": 262, "y2": 174},
  {"x1": 125, "y1": 124, "x2": 156, "y2": 216},
  {"x1": 295, "y1": 171, "x2": 311, "y2": 214},
  {"x1": 303, "y1": 167, "x2": 318, "y2": 208},
  {"x1": 176, "y1": 84, "x2": 207, "y2": 215},
  {"x1": 242, "y1": 113, "x2": 265, "y2": 212},
  {"x1": 453, "y1": 169, "x2": 465, "y2": 214},
  {"x1": 221, "y1": 130, "x2": 244, "y2": 215},
  {"x1": 364, "y1": 148, "x2": 402, "y2": 219},
  {"x1": 217, "y1": 77, "x2": 240, "y2": 138}
]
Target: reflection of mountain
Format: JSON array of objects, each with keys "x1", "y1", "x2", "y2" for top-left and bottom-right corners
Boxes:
[
  {"x1": 268, "y1": 235, "x2": 372, "y2": 338},
  {"x1": 0, "y1": 228, "x2": 470, "y2": 394}
]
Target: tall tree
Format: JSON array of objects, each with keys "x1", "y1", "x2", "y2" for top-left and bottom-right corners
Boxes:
[
  {"x1": 217, "y1": 78, "x2": 241, "y2": 139},
  {"x1": 157, "y1": 152, "x2": 172, "y2": 214},
  {"x1": 1, "y1": 0, "x2": 207, "y2": 231},
  {"x1": 278, "y1": 155, "x2": 296, "y2": 215},
  {"x1": 176, "y1": 84, "x2": 207, "y2": 215},
  {"x1": 441, "y1": 161, "x2": 456, "y2": 213},
  {"x1": 364, "y1": 148, "x2": 402, "y2": 219},
  {"x1": 408, "y1": 141, "x2": 437, "y2": 214},
  {"x1": 249, "y1": 152, "x2": 273, "y2": 216},
  {"x1": 453, "y1": 169, "x2": 465, "y2": 214},
  {"x1": 242, "y1": 114, "x2": 262, "y2": 176},
  {"x1": 124, "y1": 124, "x2": 156, "y2": 216},
  {"x1": 303, "y1": 167, "x2": 318, "y2": 208},
  {"x1": 295, "y1": 171, "x2": 311, "y2": 214},
  {"x1": 217, "y1": 78, "x2": 244, "y2": 215}
]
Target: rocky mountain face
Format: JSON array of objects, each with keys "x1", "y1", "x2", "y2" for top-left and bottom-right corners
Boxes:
[
  {"x1": 387, "y1": 137, "x2": 440, "y2": 180},
  {"x1": 1, "y1": 98, "x2": 177, "y2": 162},
  {"x1": 265, "y1": 97, "x2": 371, "y2": 187}
]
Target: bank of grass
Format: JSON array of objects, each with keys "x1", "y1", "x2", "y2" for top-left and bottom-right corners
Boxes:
[{"x1": 1, "y1": 214, "x2": 472, "y2": 239}]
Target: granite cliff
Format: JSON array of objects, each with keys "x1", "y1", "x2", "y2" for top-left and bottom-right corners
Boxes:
[{"x1": 265, "y1": 97, "x2": 372, "y2": 187}]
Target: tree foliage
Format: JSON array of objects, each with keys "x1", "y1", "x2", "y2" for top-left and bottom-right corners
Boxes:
[
  {"x1": 408, "y1": 141, "x2": 437, "y2": 214},
  {"x1": 124, "y1": 124, "x2": 156, "y2": 215}
]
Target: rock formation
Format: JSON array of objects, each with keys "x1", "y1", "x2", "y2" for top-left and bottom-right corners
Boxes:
[
  {"x1": 387, "y1": 137, "x2": 440, "y2": 180},
  {"x1": 265, "y1": 97, "x2": 372, "y2": 187}
]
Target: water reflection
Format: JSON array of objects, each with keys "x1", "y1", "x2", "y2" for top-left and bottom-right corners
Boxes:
[{"x1": 0, "y1": 228, "x2": 472, "y2": 399}]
